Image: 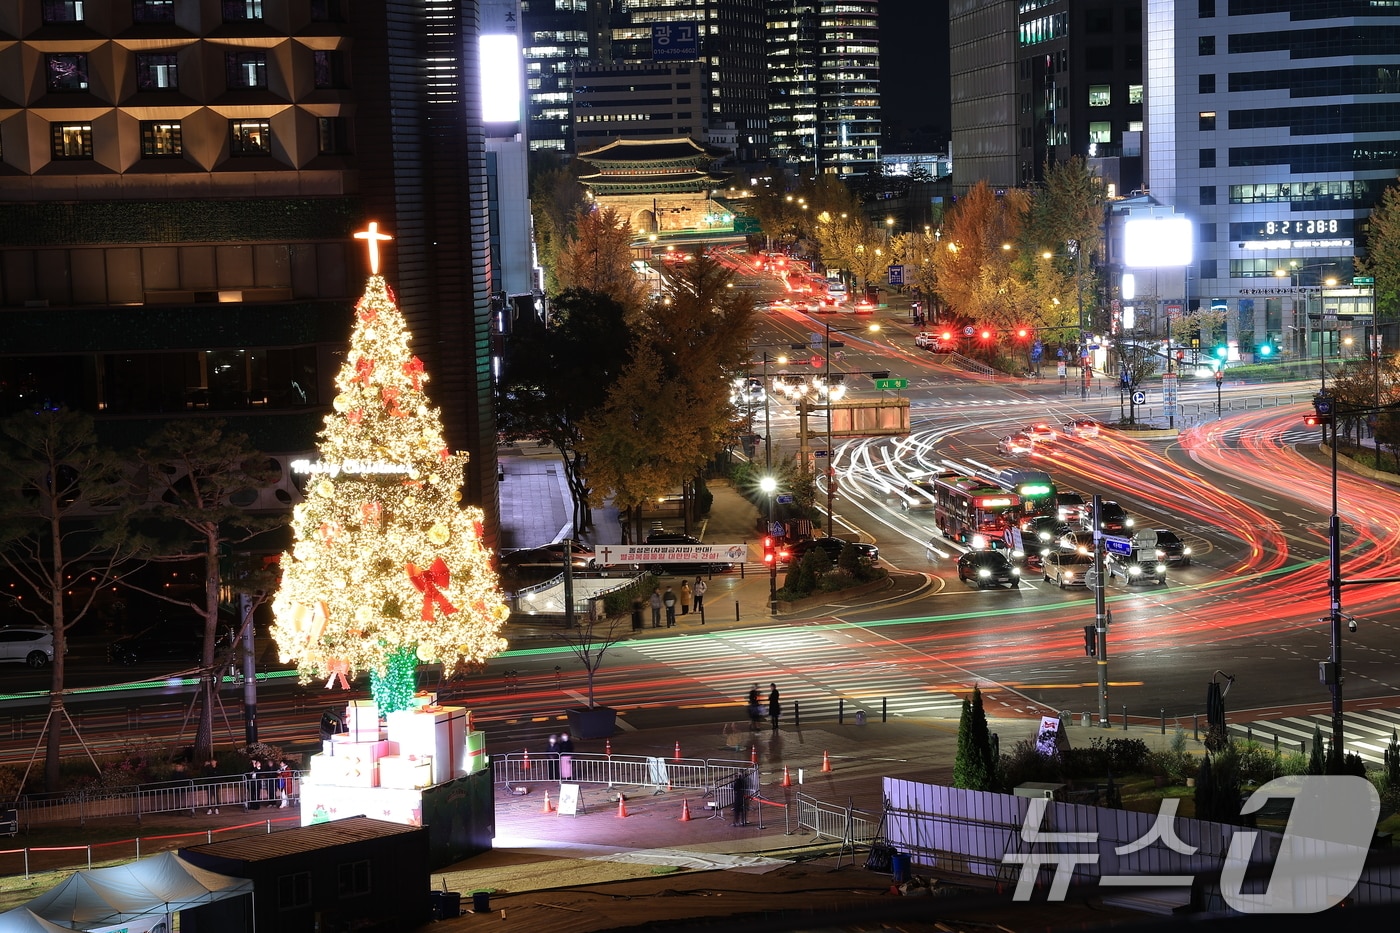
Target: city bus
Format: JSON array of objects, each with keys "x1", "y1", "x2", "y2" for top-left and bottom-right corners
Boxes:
[
  {"x1": 997, "y1": 468, "x2": 1058, "y2": 523},
  {"x1": 931, "y1": 473, "x2": 1022, "y2": 546}
]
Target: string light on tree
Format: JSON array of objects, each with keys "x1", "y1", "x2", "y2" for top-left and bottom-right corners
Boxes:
[{"x1": 271, "y1": 223, "x2": 509, "y2": 712}]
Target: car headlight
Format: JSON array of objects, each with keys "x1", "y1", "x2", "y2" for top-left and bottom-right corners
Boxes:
[
  {"x1": 1155, "y1": 549, "x2": 1165, "y2": 558},
  {"x1": 971, "y1": 534, "x2": 987, "y2": 549},
  {"x1": 1128, "y1": 565, "x2": 1142, "y2": 576},
  {"x1": 1125, "y1": 518, "x2": 1135, "y2": 527},
  {"x1": 978, "y1": 568, "x2": 990, "y2": 578},
  {"x1": 1011, "y1": 566, "x2": 1021, "y2": 576},
  {"x1": 1064, "y1": 571, "x2": 1075, "y2": 580},
  {"x1": 1156, "y1": 564, "x2": 1167, "y2": 573},
  {"x1": 1182, "y1": 546, "x2": 1192, "y2": 555}
]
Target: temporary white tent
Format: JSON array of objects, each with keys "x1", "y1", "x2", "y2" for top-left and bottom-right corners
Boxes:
[
  {"x1": 18, "y1": 851, "x2": 252, "y2": 930},
  {"x1": 0, "y1": 907, "x2": 82, "y2": 933}
]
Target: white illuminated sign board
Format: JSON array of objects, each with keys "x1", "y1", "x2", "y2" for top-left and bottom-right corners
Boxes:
[
  {"x1": 1123, "y1": 217, "x2": 1193, "y2": 268},
  {"x1": 479, "y1": 34, "x2": 521, "y2": 123}
]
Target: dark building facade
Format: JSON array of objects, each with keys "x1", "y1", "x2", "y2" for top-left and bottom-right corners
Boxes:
[{"x1": 0, "y1": 0, "x2": 502, "y2": 547}]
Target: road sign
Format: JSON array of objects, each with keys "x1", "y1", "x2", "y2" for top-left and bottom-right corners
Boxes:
[
  {"x1": 1104, "y1": 535, "x2": 1133, "y2": 556},
  {"x1": 814, "y1": 450, "x2": 828, "y2": 458},
  {"x1": 1354, "y1": 276, "x2": 1375, "y2": 285},
  {"x1": 776, "y1": 495, "x2": 794, "y2": 504},
  {"x1": 1057, "y1": 362, "x2": 1068, "y2": 378},
  {"x1": 888, "y1": 264, "x2": 905, "y2": 286},
  {"x1": 873, "y1": 378, "x2": 908, "y2": 390},
  {"x1": 1131, "y1": 390, "x2": 1146, "y2": 405},
  {"x1": 963, "y1": 325, "x2": 974, "y2": 337}
]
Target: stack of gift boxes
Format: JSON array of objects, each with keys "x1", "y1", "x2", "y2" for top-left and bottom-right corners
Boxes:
[{"x1": 308, "y1": 693, "x2": 484, "y2": 790}]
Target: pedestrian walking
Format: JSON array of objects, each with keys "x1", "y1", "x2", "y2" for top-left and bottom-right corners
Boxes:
[
  {"x1": 649, "y1": 590, "x2": 663, "y2": 628},
  {"x1": 693, "y1": 577, "x2": 707, "y2": 614},
  {"x1": 662, "y1": 587, "x2": 677, "y2": 627},
  {"x1": 731, "y1": 770, "x2": 750, "y2": 826},
  {"x1": 679, "y1": 580, "x2": 692, "y2": 615},
  {"x1": 277, "y1": 759, "x2": 292, "y2": 808},
  {"x1": 747, "y1": 684, "x2": 761, "y2": 730},
  {"x1": 768, "y1": 683, "x2": 781, "y2": 732}
]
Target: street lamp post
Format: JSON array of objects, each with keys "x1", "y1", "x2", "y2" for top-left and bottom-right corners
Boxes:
[{"x1": 760, "y1": 475, "x2": 778, "y2": 613}]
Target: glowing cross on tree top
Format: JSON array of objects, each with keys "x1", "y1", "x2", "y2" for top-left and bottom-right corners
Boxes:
[{"x1": 354, "y1": 221, "x2": 394, "y2": 274}]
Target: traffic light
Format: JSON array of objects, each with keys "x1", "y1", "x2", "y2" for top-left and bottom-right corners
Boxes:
[
  {"x1": 1257, "y1": 342, "x2": 1273, "y2": 357},
  {"x1": 980, "y1": 329, "x2": 992, "y2": 340},
  {"x1": 1303, "y1": 414, "x2": 1320, "y2": 428},
  {"x1": 1016, "y1": 328, "x2": 1030, "y2": 339},
  {"x1": 941, "y1": 331, "x2": 953, "y2": 342},
  {"x1": 1214, "y1": 370, "x2": 1223, "y2": 386},
  {"x1": 1214, "y1": 344, "x2": 1228, "y2": 360},
  {"x1": 1313, "y1": 395, "x2": 1334, "y2": 425},
  {"x1": 1083, "y1": 625, "x2": 1096, "y2": 657},
  {"x1": 763, "y1": 536, "x2": 776, "y2": 564}
]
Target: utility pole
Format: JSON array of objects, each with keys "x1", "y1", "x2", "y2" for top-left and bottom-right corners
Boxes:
[{"x1": 1092, "y1": 495, "x2": 1109, "y2": 726}]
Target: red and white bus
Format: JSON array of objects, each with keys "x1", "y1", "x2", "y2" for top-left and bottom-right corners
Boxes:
[{"x1": 932, "y1": 473, "x2": 1022, "y2": 546}]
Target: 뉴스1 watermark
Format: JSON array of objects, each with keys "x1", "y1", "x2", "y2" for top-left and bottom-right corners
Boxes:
[{"x1": 1002, "y1": 776, "x2": 1379, "y2": 913}]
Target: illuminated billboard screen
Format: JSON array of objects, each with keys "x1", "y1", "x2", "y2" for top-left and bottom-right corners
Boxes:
[
  {"x1": 480, "y1": 34, "x2": 521, "y2": 124},
  {"x1": 1123, "y1": 217, "x2": 1193, "y2": 268}
]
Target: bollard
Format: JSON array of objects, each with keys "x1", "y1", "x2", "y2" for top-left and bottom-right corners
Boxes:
[
  {"x1": 1160, "y1": 709, "x2": 1165, "y2": 735},
  {"x1": 1194, "y1": 714, "x2": 1199, "y2": 741},
  {"x1": 735, "y1": 600, "x2": 740, "y2": 622},
  {"x1": 793, "y1": 700, "x2": 800, "y2": 728},
  {"x1": 699, "y1": 605, "x2": 705, "y2": 625},
  {"x1": 1301, "y1": 739, "x2": 1306, "y2": 756},
  {"x1": 1122, "y1": 705, "x2": 1128, "y2": 730},
  {"x1": 882, "y1": 698, "x2": 887, "y2": 723},
  {"x1": 1081, "y1": 711, "x2": 1089, "y2": 728},
  {"x1": 838, "y1": 698, "x2": 844, "y2": 725},
  {"x1": 1247, "y1": 725, "x2": 1253, "y2": 743},
  {"x1": 1273, "y1": 734, "x2": 1279, "y2": 754}
]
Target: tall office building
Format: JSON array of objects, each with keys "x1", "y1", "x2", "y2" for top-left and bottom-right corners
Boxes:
[
  {"x1": 0, "y1": 0, "x2": 503, "y2": 547},
  {"x1": 767, "y1": 0, "x2": 881, "y2": 176},
  {"x1": 1145, "y1": 0, "x2": 1395, "y2": 356},
  {"x1": 520, "y1": 0, "x2": 612, "y2": 152},
  {"x1": 952, "y1": 0, "x2": 1141, "y2": 194},
  {"x1": 611, "y1": 0, "x2": 768, "y2": 163}
]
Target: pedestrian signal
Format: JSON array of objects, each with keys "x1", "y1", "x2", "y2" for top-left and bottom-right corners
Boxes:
[{"x1": 1083, "y1": 625, "x2": 1096, "y2": 657}]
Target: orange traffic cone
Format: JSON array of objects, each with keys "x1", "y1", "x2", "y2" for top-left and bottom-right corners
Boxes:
[
  {"x1": 674, "y1": 741, "x2": 681, "y2": 761},
  {"x1": 616, "y1": 795, "x2": 628, "y2": 818},
  {"x1": 541, "y1": 790, "x2": 554, "y2": 813},
  {"x1": 523, "y1": 749, "x2": 531, "y2": 771},
  {"x1": 750, "y1": 745, "x2": 758, "y2": 765},
  {"x1": 679, "y1": 799, "x2": 692, "y2": 822},
  {"x1": 605, "y1": 740, "x2": 612, "y2": 757},
  {"x1": 781, "y1": 765, "x2": 792, "y2": 787},
  {"x1": 821, "y1": 750, "x2": 831, "y2": 773}
]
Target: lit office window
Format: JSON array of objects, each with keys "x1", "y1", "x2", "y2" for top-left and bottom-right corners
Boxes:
[
  {"x1": 136, "y1": 53, "x2": 179, "y2": 90},
  {"x1": 41, "y1": 1, "x2": 84, "y2": 23},
  {"x1": 230, "y1": 120, "x2": 272, "y2": 155},
  {"x1": 1088, "y1": 85, "x2": 1110, "y2": 107},
  {"x1": 51, "y1": 123, "x2": 94, "y2": 159},
  {"x1": 141, "y1": 122, "x2": 182, "y2": 157},
  {"x1": 46, "y1": 54, "x2": 89, "y2": 92}
]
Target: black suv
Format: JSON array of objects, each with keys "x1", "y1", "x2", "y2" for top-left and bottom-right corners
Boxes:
[
  {"x1": 645, "y1": 531, "x2": 701, "y2": 545},
  {"x1": 1082, "y1": 500, "x2": 1133, "y2": 535},
  {"x1": 788, "y1": 537, "x2": 879, "y2": 566},
  {"x1": 1150, "y1": 529, "x2": 1192, "y2": 566},
  {"x1": 957, "y1": 550, "x2": 1020, "y2": 588}
]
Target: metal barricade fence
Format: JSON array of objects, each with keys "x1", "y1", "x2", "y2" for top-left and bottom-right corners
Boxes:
[
  {"x1": 16, "y1": 773, "x2": 303, "y2": 828},
  {"x1": 492, "y1": 752, "x2": 753, "y2": 796},
  {"x1": 794, "y1": 792, "x2": 878, "y2": 843}
]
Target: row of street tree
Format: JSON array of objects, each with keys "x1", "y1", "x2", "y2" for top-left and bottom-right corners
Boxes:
[{"x1": 0, "y1": 412, "x2": 279, "y2": 790}]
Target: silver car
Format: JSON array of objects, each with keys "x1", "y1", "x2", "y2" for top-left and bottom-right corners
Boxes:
[{"x1": 0, "y1": 626, "x2": 55, "y2": 668}]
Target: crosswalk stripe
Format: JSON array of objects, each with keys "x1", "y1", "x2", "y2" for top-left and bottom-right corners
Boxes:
[{"x1": 1228, "y1": 710, "x2": 1400, "y2": 764}]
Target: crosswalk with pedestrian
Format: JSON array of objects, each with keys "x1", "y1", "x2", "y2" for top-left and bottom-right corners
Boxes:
[{"x1": 631, "y1": 627, "x2": 968, "y2": 722}]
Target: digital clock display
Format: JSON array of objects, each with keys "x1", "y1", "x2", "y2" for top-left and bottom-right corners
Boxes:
[{"x1": 1231, "y1": 219, "x2": 1353, "y2": 240}]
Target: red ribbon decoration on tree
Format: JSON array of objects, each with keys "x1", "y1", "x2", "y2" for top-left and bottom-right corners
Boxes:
[
  {"x1": 382, "y1": 386, "x2": 406, "y2": 417},
  {"x1": 406, "y1": 556, "x2": 457, "y2": 621},
  {"x1": 348, "y1": 409, "x2": 364, "y2": 425},
  {"x1": 325, "y1": 657, "x2": 351, "y2": 690},
  {"x1": 403, "y1": 356, "x2": 426, "y2": 390},
  {"x1": 352, "y1": 356, "x2": 375, "y2": 385},
  {"x1": 354, "y1": 298, "x2": 376, "y2": 323}
]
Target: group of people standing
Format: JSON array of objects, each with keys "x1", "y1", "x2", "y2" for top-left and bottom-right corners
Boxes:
[
  {"x1": 747, "y1": 683, "x2": 782, "y2": 732},
  {"x1": 648, "y1": 577, "x2": 709, "y2": 628},
  {"x1": 243, "y1": 756, "x2": 293, "y2": 812},
  {"x1": 545, "y1": 732, "x2": 575, "y2": 779}
]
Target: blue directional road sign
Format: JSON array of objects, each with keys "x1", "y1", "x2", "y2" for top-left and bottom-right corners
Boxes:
[
  {"x1": 888, "y1": 264, "x2": 905, "y2": 286},
  {"x1": 1131, "y1": 391, "x2": 1147, "y2": 405},
  {"x1": 1104, "y1": 535, "x2": 1133, "y2": 556}
]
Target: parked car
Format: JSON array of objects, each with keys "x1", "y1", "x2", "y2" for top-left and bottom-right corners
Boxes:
[
  {"x1": 0, "y1": 626, "x2": 55, "y2": 668},
  {"x1": 108, "y1": 626, "x2": 204, "y2": 666},
  {"x1": 788, "y1": 537, "x2": 879, "y2": 566},
  {"x1": 997, "y1": 433, "x2": 1036, "y2": 455},
  {"x1": 499, "y1": 542, "x2": 595, "y2": 573},
  {"x1": 1063, "y1": 418, "x2": 1102, "y2": 439},
  {"x1": 1042, "y1": 551, "x2": 1094, "y2": 588},
  {"x1": 956, "y1": 550, "x2": 1021, "y2": 589}
]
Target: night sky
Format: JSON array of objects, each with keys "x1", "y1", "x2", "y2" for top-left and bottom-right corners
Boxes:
[{"x1": 880, "y1": 0, "x2": 951, "y2": 152}]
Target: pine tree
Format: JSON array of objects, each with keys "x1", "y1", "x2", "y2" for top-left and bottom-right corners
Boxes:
[
  {"x1": 271, "y1": 269, "x2": 509, "y2": 713},
  {"x1": 967, "y1": 685, "x2": 996, "y2": 790},
  {"x1": 953, "y1": 697, "x2": 974, "y2": 789},
  {"x1": 1307, "y1": 724, "x2": 1327, "y2": 775}
]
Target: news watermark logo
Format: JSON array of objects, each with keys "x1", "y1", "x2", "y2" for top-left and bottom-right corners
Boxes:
[{"x1": 1002, "y1": 776, "x2": 1379, "y2": 913}]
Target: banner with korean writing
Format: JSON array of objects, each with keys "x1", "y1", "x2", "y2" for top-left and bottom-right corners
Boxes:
[{"x1": 591, "y1": 544, "x2": 748, "y2": 565}]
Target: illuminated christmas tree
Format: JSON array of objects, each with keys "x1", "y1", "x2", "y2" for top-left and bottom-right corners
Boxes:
[{"x1": 271, "y1": 224, "x2": 509, "y2": 712}]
